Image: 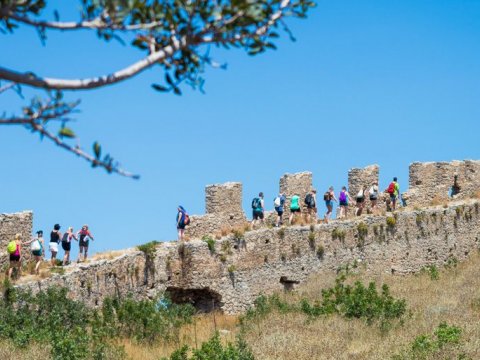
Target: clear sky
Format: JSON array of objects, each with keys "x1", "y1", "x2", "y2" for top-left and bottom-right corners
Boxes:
[{"x1": 1, "y1": 0, "x2": 480, "y2": 257}]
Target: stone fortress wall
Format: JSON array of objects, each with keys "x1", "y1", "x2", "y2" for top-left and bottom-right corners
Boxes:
[
  {"x1": 0, "y1": 211, "x2": 33, "y2": 267},
  {"x1": 7, "y1": 159, "x2": 480, "y2": 315}
]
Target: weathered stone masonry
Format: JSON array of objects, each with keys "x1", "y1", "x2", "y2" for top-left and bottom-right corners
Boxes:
[
  {"x1": 17, "y1": 199, "x2": 480, "y2": 314},
  {"x1": 10, "y1": 159, "x2": 480, "y2": 314}
]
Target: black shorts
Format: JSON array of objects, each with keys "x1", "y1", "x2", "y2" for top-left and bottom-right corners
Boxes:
[
  {"x1": 276, "y1": 210, "x2": 284, "y2": 216},
  {"x1": 253, "y1": 211, "x2": 264, "y2": 220},
  {"x1": 369, "y1": 196, "x2": 377, "y2": 201},
  {"x1": 290, "y1": 208, "x2": 301, "y2": 213},
  {"x1": 62, "y1": 241, "x2": 71, "y2": 251},
  {"x1": 79, "y1": 239, "x2": 89, "y2": 248},
  {"x1": 356, "y1": 197, "x2": 365, "y2": 204},
  {"x1": 9, "y1": 254, "x2": 20, "y2": 262},
  {"x1": 339, "y1": 201, "x2": 348, "y2": 207}
]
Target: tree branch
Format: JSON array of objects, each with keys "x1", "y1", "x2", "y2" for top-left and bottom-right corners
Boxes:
[
  {"x1": 0, "y1": 41, "x2": 181, "y2": 90},
  {"x1": 3, "y1": 11, "x2": 163, "y2": 31}
]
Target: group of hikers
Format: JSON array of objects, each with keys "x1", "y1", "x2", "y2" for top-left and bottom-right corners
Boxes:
[
  {"x1": 252, "y1": 177, "x2": 402, "y2": 226},
  {"x1": 6, "y1": 224, "x2": 94, "y2": 280},
  {"x1": 175, "y1": 178, "x2": 403, "y2": 241}
]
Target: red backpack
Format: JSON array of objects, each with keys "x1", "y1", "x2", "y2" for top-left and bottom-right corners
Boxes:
[
  {"x1": 184, "y1": 214, "x2": 191, "y2": 226},
  {"x1": 387, "y1": 182, "x2": 395, "y2": 194}
]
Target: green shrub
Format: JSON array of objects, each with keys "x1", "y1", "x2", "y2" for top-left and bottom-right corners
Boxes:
[
  {"x1": 0, "y1": 282, "x2": 195, "y2": 359},
  {"x1": 221, "y1": 241, "x2": 233, "y2": 255},
  {"x1": 232, "y1": 228, "x2": 245, "y2": 241},
  {"x1": 393, "y1": 323, "x2": 462, "y2": 360},
  {"x1": 332, "y1": 228, "x2": 346, "y2": 241},
  {"x1": 202, "y1": 235, "x2": 216, "y2": 254},
  {"x1": 415, "y1": 213, "x2": 425, "y2": 226},
  {"x1": 308, "y1": 231, "x2": 316, "y2": 243},
  {"x1": 357, "y1": 222, "x2": 368, "y2": 246},
  {"x1": 277, "y1": 227, "x2": 285, "y2": 239},
  {"x1": 386, "y1": 216, "x2": 396, "y2": 228},
  {"x1": 300, "y1": 275, "x2": 406, "y2": 328},
  {"x1": 163, "y1": 332, "x2": 255, "y2": 360},
  {"x1": 228, "y1": 265, "x2": 236, "y2": 273},
  {"x1": 137, "y1": 240, "x2": 160, "y2": 259},
  {"x1": 316, "y1": 245, "x2": 325, "y2": 259},
  {"x1": 422, "y1": 265, "x2": 439, "y2": 280}
]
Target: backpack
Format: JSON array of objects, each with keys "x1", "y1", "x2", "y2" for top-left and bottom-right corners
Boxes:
[
  {"x1": 387, "y1": 182, "x2": 396, "y2": 194},
  {"x1": 305, "y1": 193, "x2": 315, "y2": 207},
  {"x1": 7, "y1": 241, "x2": 17, "y2": 254},
  {"x1": 356, "y1": 190, "x2": 364, "y2": 199},
  {"x1": 31, "y1": 240, "x2": 41, "y2": 252},
  {"x1": 369, "y1": 186, "x2": 377, "y2": 196},
  {"x1": 183, "y1": 213, "x2": 190, "y2": 226},
  {"x1": 274, "y1": 196, "x2": 281, "y2": 208},
  {"x1": 252, "y1": 197, "x2": 261, "y2": 209},
  {"x1": 339, "y1": 191, "x2": 347, "y2": 203},
  {"x1": 324, "y1": 192, "x2": 331, "y2": 201},
  {"x1": 62, "y1": 232, "x2": 69, "y2": 244}
]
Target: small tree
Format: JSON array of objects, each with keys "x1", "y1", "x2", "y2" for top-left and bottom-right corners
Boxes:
[{"x1": 0, "y1": 0, "x2": 314, "y2": 178}]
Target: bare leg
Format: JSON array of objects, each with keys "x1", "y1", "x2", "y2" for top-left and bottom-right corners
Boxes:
[
  {"x1": 51, "y1": 252, "x2": 57, "y2": 266},
  {"x1": 83, "y1": 247, "x2": 89, "y2": 261},
  {"x1": 35, "y1": 257, "x2": 41, "y2": 275},
  {"x1": 7, "y1": 264, "x2": 13, "y2": 280}
]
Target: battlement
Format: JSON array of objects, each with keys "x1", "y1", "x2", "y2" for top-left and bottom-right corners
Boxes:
[{"x1": 186, "y1": 160, "x2": 480, "y2": 240}]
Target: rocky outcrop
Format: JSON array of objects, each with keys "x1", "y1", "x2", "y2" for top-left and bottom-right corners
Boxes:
[{"x1": 0, "y1": 211, "x2": 33, "y2": 267}]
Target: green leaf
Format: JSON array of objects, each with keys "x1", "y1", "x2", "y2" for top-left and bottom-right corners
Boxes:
[
  {"x1": 93, "y1": 142, "x2": 101, "y2": 159},
  {"x1": 58, "y1": 127, "x2": 75, "y2": 138},
  {"x1": 151, "y1": 84, "x2": 169, "y2": 92}
]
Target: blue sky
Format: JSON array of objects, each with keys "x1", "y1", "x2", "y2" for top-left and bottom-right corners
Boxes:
[{"x1": 1, "y1": 0, "x2": 479, "y2": 256}]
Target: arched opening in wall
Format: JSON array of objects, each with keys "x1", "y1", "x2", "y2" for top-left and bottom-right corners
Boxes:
[
  {"x1": 280, "y1": 276, "x2": 300, "y2": 291},
  {"x1": 166, "y1": 287, "x2": 223, "y2": 313}
]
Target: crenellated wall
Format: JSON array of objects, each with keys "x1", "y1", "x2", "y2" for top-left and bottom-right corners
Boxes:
[
  {"x1": 404, "y1": 160, "x2": 480, "y2": 207},
  {"x1": 16, "y1": 199, "x2": 480, "y2": 314},
  {"x1": 185, "y1": 182, "x2": 248, "y2": 239},
  {"x1": 10, "y1": 159, "x2": 480, "y2": 315}
]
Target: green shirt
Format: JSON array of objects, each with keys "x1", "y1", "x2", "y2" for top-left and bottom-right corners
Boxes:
[
  {"x1": 290, "y1": 195, "x2": 300, "y2": 210},
  {"x1": 394, "y1": 182, "x2": 400, "y2": 196}
]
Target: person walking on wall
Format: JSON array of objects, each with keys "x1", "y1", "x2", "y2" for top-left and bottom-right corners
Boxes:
[
  {"x1": 324, "y1": 186, "x2": 337, "y2": 223},
  {"x1": 369, "y1": 182, "x2": 379, "y2": 211},
  {"x1": 176, "y1": 206, "x2": 190, "y2": 242},
  {"x1": 386, "y1": 177, "x2": 400, "y2": 211},
  {"x1": 338, "y1": 187, "x2": 352, "y2": 219},
  {"x1": 6, "y1": 234, "x2": 24, "y2": 280},
  {"x1": 289, "y1": 193, "x2": 301, "y2": 225},
  {"x1": 29, "y1": 230, "x2": 45, "y2": 275},
  {"x1": 274, "y1": 193, "x2": 286, "y2": 227},
  {"x1": 49, "y1": 224, "x2": 62, "y2": 266},
  {"x1": 251, "y1": 192, "x2": 265, "y2": 227},
  {"x1": 62, "y1": 227, "x2": 78, "y2": 266},
  {"x1": 355, "y1": 186, "x2": 367, "y2": 216},
  {"x1": 305, "y1": 189, "x2": 317, "y2": 223},
  {"x1": 77, "y1": 225, "x2": 94, "y2": 262}
]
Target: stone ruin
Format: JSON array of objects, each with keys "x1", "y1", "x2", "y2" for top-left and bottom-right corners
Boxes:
[{"x1": 3, "y1": 159, "x2": 480, "y2": 315}]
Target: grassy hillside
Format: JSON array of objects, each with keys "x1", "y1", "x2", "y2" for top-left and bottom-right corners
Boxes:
[
  {"x1": 124, "y1": 251, "x2": 480, "y2": 360},
  {"x1": 2, "y1": 251, "x2": 480, "y2": 359}
]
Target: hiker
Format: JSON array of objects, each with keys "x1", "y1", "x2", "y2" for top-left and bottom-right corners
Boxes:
[
  {"x1": 251, "y1": 192, "x2": 265, "y2": 227},
  {"x1": 274, "y1": 193, "x2": 286, "y2": 227},
  {"x1": 355, "y1": 186, "x2": 367, "y2": 216},
  {"x1": 369, "y1": 182, "x2": 379, "y2": 210},
  {"x1": 386, "y1": 177, "x2": 400, "y2": 211},
  {"x1": 324, "y1": 186, "x2": 337, "y2": 223},
  {"x1": 176, "y1": 206, "x2": 189, "y2": 242},
  {"x1": 289, "y1": 193, "x2": 301, "y2": 224},
  {"x1": 338, "y1": 187, "x2": 352, "y2": 219},
  {"x1": 49, "y1": 224, "x2": 62, "y2": 266},
  {"x1": 6, "y1": 234, "x2": 23, "y2": 280},
  {"x1": 29, "y1": 230, "x2": 45, "y2": 275},
  {"x1": 305, "y1": 189, "x2": 317, "y2": 223},
  {"x1": 77, "y1": 225, "x2": 94, "y2": 262},
  {"x1": 62, "y1": 227, "x2": 78, "y2": 266}
]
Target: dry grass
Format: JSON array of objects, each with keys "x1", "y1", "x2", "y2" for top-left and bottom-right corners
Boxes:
[
  {"x1": 123, "y1": 313, "x2": 238, "y2": 359},
  {"x1": 244, "y1": 253, "x2": 480, "y2": 360},
  {"x1": 0, "y1": 341, "x2": 51, "y2": 360},
  {"x1": 473, "y1": 190, "x2": 480, "y2": 199},
  {"x1": 92, "y1": 250, "x2": 128, "y2": 261}
]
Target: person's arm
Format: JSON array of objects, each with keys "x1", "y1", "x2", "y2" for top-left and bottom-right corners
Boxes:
[
  {"x1": 261, "y1": 199, "x2": 265, "y2": 210},
  {"x1": 88, "y1": 231, "x2": 94, "y2": 240},
  {"x1": 72, "y1": 233, "x2": 78, "y2": 241},
  {"x1": 57, "y1": 232, "x2": 62, "y2": 243}
]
